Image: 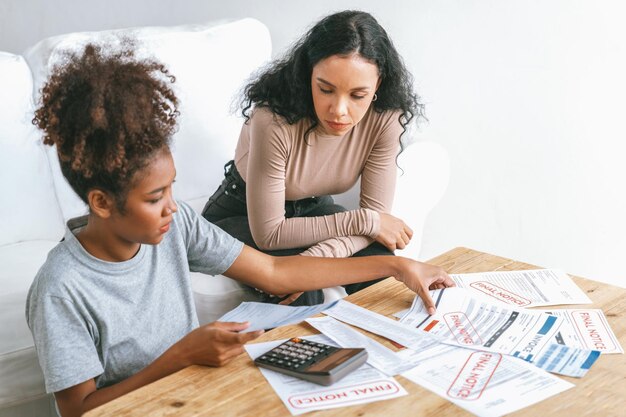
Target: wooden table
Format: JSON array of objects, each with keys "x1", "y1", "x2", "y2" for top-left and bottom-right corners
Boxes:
[{"x1": 87, "y1": 247, "x2": 626, "y2": 416}]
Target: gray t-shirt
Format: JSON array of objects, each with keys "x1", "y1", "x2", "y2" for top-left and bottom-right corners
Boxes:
[{"x1": 26, "y1": 201, "x2": 243, "y2": 393}]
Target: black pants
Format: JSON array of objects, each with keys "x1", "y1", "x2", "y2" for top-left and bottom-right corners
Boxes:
[{"x1": 202, "y1": 161, "x2": 393, "y2": 306}]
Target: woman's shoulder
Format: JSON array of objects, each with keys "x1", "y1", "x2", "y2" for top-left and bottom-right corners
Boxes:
[
  {"x1": 357, "y1": 108, "x2": 404, "y2": 138},
  {"x1": 245, "y1": 106, "x2": 306, "y2": 149},
  {"x1": 29, "y1": 240, "x2": 83, "y2": 300},
  {"x1": 248, "y1": 106, "x2": 295, "y2": 131},
  {"x1": 364, "y1": 108, "x2": 403, "y2": 125}
]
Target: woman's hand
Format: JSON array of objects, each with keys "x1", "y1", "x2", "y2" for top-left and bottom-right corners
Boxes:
[
  {"x1": 395, "y1": 258, "x2": 455, "y2": 315},
  {"x1": 278, "y1": 292, "x2": 304, "y2": 305},
  {"x1": 376, "y1": 213, "x2": 413, "y2": 252},
  {"x1": 55, "y1": 322, "x2": 263, "y2": 417},
  {"x1": 176, "y1": 321, "x2": 263, "y2": 367}
]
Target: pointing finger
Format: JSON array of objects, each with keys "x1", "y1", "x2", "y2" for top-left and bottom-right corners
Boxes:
[{"x1": 416, "y1": 283, "x2": 436, "y2": 315}]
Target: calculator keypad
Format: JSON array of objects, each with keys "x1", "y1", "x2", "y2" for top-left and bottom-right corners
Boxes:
[{"x1": 257, "y1": 338, "x2": 337, "y2": 371}]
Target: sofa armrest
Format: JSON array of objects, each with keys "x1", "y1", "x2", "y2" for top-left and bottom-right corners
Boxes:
[
  {"x1": 393, "y1": 141, "x2": 450, "y2": 260},
  {"x1": 333, "y1": 141, "x2": 450, "y2": 261}
]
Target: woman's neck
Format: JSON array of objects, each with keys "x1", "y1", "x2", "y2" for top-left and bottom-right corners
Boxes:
[{"x1": 76, "y1": 217, "x2": 141, "y2": 262}]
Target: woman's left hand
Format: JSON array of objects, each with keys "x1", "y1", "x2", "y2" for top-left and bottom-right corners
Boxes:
[
  {"x1": 278, "y1": 292, "x2": 304, "y2": 305},
  {"x1": 394, "y1": 258, "x2": 455, "y2": 315},
  {"x1": 376, "y1": 213, "x2": 413, "y2": 251}
]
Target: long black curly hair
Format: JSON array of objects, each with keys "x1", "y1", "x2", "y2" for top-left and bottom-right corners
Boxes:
[
  {"x1": 241, "y1": 10, "x2": 424, "y2": 141},
  {"x1": 32, "y1": 42, "x2": 179, "y2": 210}
]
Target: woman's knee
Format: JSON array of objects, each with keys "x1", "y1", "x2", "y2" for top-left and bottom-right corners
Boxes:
[
  {"x1": 212, "y1": 216, "x2": 257, "y2": 247},
  {"x1": 305, "y1": 202, "x2": 348, "y2": 217},
  {"x1": 352, "y1": 242, "x2": 395, "y2": 257}
]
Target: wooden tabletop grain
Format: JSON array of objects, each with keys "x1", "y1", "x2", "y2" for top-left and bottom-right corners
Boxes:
[{"x1": 86, "y1": 247, "x2": 626, "y2": 417}]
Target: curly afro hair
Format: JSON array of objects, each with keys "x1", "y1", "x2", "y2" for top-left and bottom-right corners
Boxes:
[{"x1": 33, "y1": 42, "x2": 179, "y2": 210}]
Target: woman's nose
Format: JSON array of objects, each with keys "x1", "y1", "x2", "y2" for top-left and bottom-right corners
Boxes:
[
  {"x1": 163, "y1": 195, "x2": 178, "y2": 216},
  {"x1": 330, "y1": 96, "x2": 348, "y2": 116}
]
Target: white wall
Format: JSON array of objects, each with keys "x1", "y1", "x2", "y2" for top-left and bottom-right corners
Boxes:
[{"x1": 2, "y1": 0, "x2": 625, "y2": 288}]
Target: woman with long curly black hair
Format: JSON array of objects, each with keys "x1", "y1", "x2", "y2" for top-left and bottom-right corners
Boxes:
[{"x1": 203, "y1": 10, "x2": 426, "y2": 306}]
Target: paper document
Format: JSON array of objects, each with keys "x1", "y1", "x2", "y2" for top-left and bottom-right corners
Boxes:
[
  {"x1": 245, "y1": 335, "x2": 407, "y2": 415},
  {"x1": 531, "y1": 343, "x2": 599, "y2": 377},
  {"x1": 450, "y1": 269, "x2": 591, "y2": 307},
  {"x1": 306, "y1": 316, "x2": 420, "y2": 376},
  {"x1": 398, "y1": 288, "x2": 602, "y2": 377},
  {"x1": 399, "y1": 288, "x2": 565, "y2": 361},
  {"x1": 539, "y1": 309, "x2": 624, "y2": 354},
  {"x1": 323, "y1": 300, "x2": 441, "y2": 351},
  {"x1": 400, "y1": 343, "x2": 574, "y2": 417},
  {"x1": 219, "y1": 300, "x2": 338, "y2": 332}
]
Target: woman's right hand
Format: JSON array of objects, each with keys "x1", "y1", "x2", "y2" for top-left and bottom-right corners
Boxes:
[
  {"x1": 375, "y1": 213, "x2": 413, "y2": 252},
  {"x1": 394, "y1": 258, "x2": 455, "y2": 315},
  {"x1": 177, "y1": 321, "x2": 264, "y2": 368}
]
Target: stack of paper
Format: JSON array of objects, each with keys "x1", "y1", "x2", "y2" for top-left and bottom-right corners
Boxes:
[
  {"x1": 395, "y1": 287, "x2": 604, "y2": 378},
  {"x1": 229, "y1": 268, "x2": 622, "y2": 416}
]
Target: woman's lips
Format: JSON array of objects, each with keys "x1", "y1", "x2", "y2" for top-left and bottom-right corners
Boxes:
[
  {"x1": 326, "y1": 120, "x2": 351, "y2": 131},
  {"x1": 159, "y1": 223, "x2": 171, "y2": 234}
]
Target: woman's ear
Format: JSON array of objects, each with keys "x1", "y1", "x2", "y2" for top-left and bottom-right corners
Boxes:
[
  {"x1": 376, "y1": 76, "x2": 382, "y2": 90},
  {"x1": 87, "y1": 189, "x2": 115, "y2": 219}
]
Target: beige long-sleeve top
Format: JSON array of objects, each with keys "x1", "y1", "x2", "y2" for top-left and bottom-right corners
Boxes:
[{"x1": 234, "y1": 107, "x2": 402, "y2": 258}]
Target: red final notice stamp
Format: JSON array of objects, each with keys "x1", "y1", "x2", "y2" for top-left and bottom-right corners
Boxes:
[
  {"x1": 569, "y1": 310, "x2": 619, "y2": 352},
  {"x1": 444, "y1": 312, "x2": 482, "y2": 345},
  {"x1": 470, "y1": 281, "x2": 531, "y2": 307},
  {"x1": 447, "y1": 351, "x2": 502, "y2": 401},
  {"x1": 288, "y1": 380, "x2": 401, "y2": 409}
]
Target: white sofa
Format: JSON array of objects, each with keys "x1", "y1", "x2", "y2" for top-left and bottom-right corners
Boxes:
[{"x1": 0, "y1": 18, "x2": 449, "y2": 417}]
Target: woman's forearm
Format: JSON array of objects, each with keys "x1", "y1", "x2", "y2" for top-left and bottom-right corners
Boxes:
[
  {"x1": 249, "y1": 207, "x2": 379, "y2": 251},
  {"x1": 226, "y1": 246, "x2": 452, "y2": 315},
  {"x1": 79, "y1": 344, "x2": 186, "y2": 414},
  {"x1": 55, "y1": 342, "x2": 187, "y2": 417},
  {"x1": 298, "y1": 235, "x2": 374, "y2": 258},
  {"x1": 268, "y1": 254, "x2": 401, "y2": 293}
]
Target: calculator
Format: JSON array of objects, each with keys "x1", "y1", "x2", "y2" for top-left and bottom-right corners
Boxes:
[{"x1": 254, "y1": 337, "x2": 368, "y2": 386}]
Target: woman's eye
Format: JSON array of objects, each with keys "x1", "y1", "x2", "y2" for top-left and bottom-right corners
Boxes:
[
  {"x1": 352, "y1": 95, "x2": 366, "y2": 100},
  {"x1": 320, "y1": 87, "x2": 332, "y2": 94},
  {"x1": 148, "y1": 197, "x2": 163, "y2": 204}
]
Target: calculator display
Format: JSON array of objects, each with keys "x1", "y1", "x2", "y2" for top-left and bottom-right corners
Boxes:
[{"x1": 307, "y1": 349, "x2": 361, "y2": 372}]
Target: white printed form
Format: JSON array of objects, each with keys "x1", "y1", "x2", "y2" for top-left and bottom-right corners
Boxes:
[
  {"x1": 245, "y1": 335, "x2": 407, "y2": 415},
  {"x1": 400, "y1": 344, "x2": 574, "y2": 417},
  {"x1": 399, "y1": 288, "x2": 564, "y2": 362},
  {"x1": 450, "y1": 269, "x2": 591, "y2": 307},
  {"x1": 323, "y1": 300, "x2": 442, "y2": 351},
  {"x1": 218, "y1": 300, "x2": 338, "y2": 332},
  {"x1": 531, "y1": 343, "x2": 600, "y2": 378},
  {"x1": 399, "y1": 288, "x2": 602, "y2": 378},
  {"x1": 305, "y1": 316, "x2": 423, "y2": 376},
  {"x1": 538, "y1": 309, "x2": 623, "y2": 354}
]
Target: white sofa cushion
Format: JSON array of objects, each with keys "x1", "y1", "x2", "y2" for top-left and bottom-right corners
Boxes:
[
  {"x1": 0, "y1": 241, "x2": 58, "y2": 409},
  {"x1": 0, "y1": 293, "x2": 47, "y2": 409},
  {"x1": 0, "y1": 19, "x2": 272, "y2": 414},
  {"x1": 0, "y1": 52, "x2": 65, "y2": 246},
  {"x1": 23, "y1": 18, "x2": 272, "y2": 221}
]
